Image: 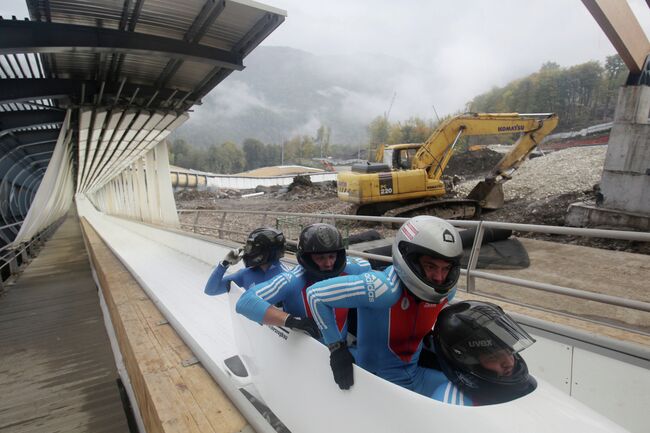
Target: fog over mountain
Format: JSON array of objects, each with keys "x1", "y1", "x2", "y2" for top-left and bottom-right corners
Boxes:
[{"x1": 175, "y1": 46, "x2": 449, "y2": 147}]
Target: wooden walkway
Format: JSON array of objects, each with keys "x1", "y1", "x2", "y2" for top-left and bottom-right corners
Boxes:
[
  {"x1": 0, "y1": 212, "x2": 129, "y2": 432},
  {"x1": 80, "y1": 218, "x2": 251, "y2": 433}
]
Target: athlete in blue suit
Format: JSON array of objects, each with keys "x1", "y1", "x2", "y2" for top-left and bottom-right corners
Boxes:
[
  {"x1": 307, "y1": 216, "x2": 463, "y2": 395},
  {"x1": 431, "y1": 300, "x2": 537, "y2": 405},
  {"x1": 236, "y1": 223, "x2": 371, "y2": 339},
  {"x1": 204, "y1": 227, "x2": 289, "y2": 296}
]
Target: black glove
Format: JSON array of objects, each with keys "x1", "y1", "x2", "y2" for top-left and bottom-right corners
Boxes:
[
  {"x1": 329, "y1": 341, "x2": 355, "y2": 390},
  {"x1": 285, "y1": 315, "x2": 322, "y2": 339}
]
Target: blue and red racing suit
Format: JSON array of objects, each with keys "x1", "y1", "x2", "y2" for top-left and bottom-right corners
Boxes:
[
  {"x1": 235, "y1": 257, "x2": 371, "y2": 334},
  {"x1": 204, "y1": 260, "x2": 291, "y2": 296},
  {"x1": 307, "y1": 265, "x2": 454, "y2": 398}
]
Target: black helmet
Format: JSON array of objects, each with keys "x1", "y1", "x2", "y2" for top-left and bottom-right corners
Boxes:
[
  {"x1": 296, "y1": 223, "x2": 346, "y2": 279},
  {"x1": 243, "y1": 227, "x2": 286, "y2": 268},
  {"x1": 433, "y1": 301, "x2": 536, "y2": 404}
]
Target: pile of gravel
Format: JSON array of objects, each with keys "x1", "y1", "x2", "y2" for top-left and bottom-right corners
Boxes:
[{"x1": 456, "y1": 146, "x2": 607, "y2": 201}]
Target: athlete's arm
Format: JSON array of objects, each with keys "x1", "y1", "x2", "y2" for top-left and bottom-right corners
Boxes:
[
  {"x1": 343, "y1": 257, "x2": 372, "y2": 274},
  {"x1": 235, "y1": 271, "x2": 295, "y2": 324},
  {"x1": 307, "y1": 270, "x2": 397, "y2": 344},
  {"x1": 204, "y1": 263, "x2": 238, "y2": 295}
]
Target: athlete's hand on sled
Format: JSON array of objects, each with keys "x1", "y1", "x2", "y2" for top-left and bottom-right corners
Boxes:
[
  {"x1": 223, "y1": 247, "x2": 243, "y2": 266},
  {"x1": 285, "y1": 315, "x2": 322, "y2": 339},
  {"x1": 329, "y1": 341, "x2": 354, "y2": 390}
]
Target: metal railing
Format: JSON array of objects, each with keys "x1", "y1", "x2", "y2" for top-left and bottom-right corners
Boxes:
[
  {"x1": 0, "y1": 221, "x2": 24, "y2": 231},
  {"x1": 0, "y1": 217, "x2": 64, "y2": 287},
  {"x1": 177, "y1": 208, "x2": 650, "y2": 320}
]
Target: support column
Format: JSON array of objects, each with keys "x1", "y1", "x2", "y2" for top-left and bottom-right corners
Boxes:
[
  {"x1": 600, "y1": 85, "x2": 650, "y2": 213},
  {"x1": 144, "y1": 151, "x2": 161, "y2": 224},
  {"x1": 567, "y1": 85, "x2": 650, "y2": 230},
  {"x1": 154, "y1": 141, "x2": 179, "y2": 227}
]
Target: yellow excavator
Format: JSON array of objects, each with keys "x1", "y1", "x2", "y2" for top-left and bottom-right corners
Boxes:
[{"x1": 337, "y1": 112, "x2": 559, "y2": 217}]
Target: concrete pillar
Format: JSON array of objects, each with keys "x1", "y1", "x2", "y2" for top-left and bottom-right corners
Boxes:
[
  {"x1": 567, "y1": 84, "x2": 650, "y2": 230},
  {"x1": 145, "y1": 151, "x2": 161, "y2": 224},
  {"x1": 599, "y1": 85, "x2": 650, "y2": 214}
]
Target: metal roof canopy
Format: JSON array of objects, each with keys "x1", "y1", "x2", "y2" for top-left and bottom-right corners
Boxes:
[{"x1": 0, "y1": 0, "x2": 286, "y2": 249}]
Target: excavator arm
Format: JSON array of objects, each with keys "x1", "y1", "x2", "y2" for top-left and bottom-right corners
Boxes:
[
  {"x1": 413, "y1": 113, "x2": 559, "y2": 180},
  {"x1": 465, "y1": 113, "x2": 559, "y2": 208}
]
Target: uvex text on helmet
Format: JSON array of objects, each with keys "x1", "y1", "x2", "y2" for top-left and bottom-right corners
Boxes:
[
  {"x1": 392, "y1": 216, "x2": 462, "y2": 303},
  {"x1": 297, "y1": 223, "x2": 346, "y2": 279},
  {"x1": 243, "y1": 227, "x2": 286, "y2": 268},
  {"x1": 432, "y1": 301, "x2": 536, "y2": 400}
]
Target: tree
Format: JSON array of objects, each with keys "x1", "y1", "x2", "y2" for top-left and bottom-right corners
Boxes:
[
  {"x1": 466, "y1": 56, "x2": 627, "y2": 131},
  {"x1": 263, "y1": 144, "x2": 282, "y2": 166},
  {"x1": 243, "y1": 138, "x2": 265, "y2": 170},
  {"x1": 316, "y1": 125, "x2": 331, "y2": 157},
  {"x1": 217, "y1": 141, "x2": 246, "y2": 173},
  {"x1": 170, "y1": 138, "x2": 200, "y2": 169},
  {"x1": 368, "y1": 116, "x2": 390, "y2": 145}
]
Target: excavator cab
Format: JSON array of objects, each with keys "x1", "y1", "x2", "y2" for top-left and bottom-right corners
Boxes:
[{"x1": 394, "y1": 148, "x2": 418, "y2": 170}]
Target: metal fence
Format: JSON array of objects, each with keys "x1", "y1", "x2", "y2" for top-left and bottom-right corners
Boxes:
[
  {"x1": 177, "y1": 208, "x2": 650, "y2": 329},
  {"x1": 0, "y1": 217, "x2": 64, "y2": 290}
]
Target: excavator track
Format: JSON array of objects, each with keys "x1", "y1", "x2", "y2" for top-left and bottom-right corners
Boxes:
[
  {"x1": 356, "y1": 198, "x2": 481, "y2": 220},
  {"x1": 383, "y1": 198, "x2": 481, "y2": 219}
]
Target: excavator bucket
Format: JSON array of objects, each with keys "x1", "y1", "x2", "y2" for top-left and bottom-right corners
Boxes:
[{"x1": 467, "y1": 181, "x2": 504, "y2": 210}]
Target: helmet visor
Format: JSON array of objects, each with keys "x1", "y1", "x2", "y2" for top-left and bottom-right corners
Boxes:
[{"x1": 449, "y1": 309, "x2": 535, "y2": 366}]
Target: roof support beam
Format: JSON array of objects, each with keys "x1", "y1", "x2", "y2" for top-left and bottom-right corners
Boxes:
[
  {"x1": 233, "y1": 13, "x2": 285, "y2": 57},
  {"x1": 191, "y1": 67, "x2": 233, "y2": 102},
  {"x1": 156, "y1": 0, "x2": 226, "y2": 88},
  {"x1": 0, "y1": 129, "x2": 60, "y2": 146},
  {"x1": 0, "y1": 109, "x2": 65, "y2": 131},
  {"x1": 0, "y1": 79, "x2": 190, "y2": 107},
  {"x1": 0, "y1": 20, "x2": 244, "y2": 70}
]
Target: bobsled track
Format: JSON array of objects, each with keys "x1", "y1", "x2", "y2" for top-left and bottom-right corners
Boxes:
[
  {"x1": 66, "y1": 196, "x2": 649, "y2": 433},
  {"x1": 2, "y1": 0, "x2": 650, "y2": 432}
]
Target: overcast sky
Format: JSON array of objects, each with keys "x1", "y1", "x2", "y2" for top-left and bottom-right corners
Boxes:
[
  {"x1": 260, "y1": 0, "x2": 650, "y2": 117},
  {"x1": 3, "y1": 0, "x2": 648, "y2": 119}
]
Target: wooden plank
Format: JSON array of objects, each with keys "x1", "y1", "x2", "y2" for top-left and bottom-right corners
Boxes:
[
  {"x1": 582, "y1": 0, "x2": 650, "y2": 73},
  {"x1": 0, "y1": 212, "x2": 129, "y2": 433},
  {"x1": 80, "y1": 218, "x2": 250, "y2": 433}
]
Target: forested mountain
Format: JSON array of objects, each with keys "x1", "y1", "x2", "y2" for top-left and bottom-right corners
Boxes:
[
  {"x1": 467, "y1": 56, "x2": 627, "y2": 130},
  {"x1": 170, "y1": 48, "x2": 627, "y2": 174}
]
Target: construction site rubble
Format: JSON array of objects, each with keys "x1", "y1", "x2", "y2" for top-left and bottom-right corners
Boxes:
[
  {"x1": 455, "y1": 146, "x2": 607, "y2": 201},
  {"x1": 175, "y1": 145, "x2": 646, "y2": 254}
]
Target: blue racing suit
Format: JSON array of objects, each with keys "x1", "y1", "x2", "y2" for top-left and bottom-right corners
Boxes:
[
  {"x1": 431, "y1": 381, "x2": 474, "y2": 406},
  {"x1": 236, "y1": 257, "x2": 371, "y2": 331},
  {"x1": 204, "y1": 260, "x2": 291, "y2": 296},
  {"x1": 307, "y1": 265, "x2": 454, "y2": 398}
]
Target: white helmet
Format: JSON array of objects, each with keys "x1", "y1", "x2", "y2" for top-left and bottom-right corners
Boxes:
[{"x1": 392, "y1": 216, "x2": 463, "y2": 303}]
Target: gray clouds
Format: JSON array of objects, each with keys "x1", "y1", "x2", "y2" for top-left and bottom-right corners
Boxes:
[{"x1": 262, "y1": 0, "x2": 650, "y2": 117}]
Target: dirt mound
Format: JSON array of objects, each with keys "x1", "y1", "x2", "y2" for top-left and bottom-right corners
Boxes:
[
  {"x1": 456, "y1": 146, "x2": 607, "y2": 202},
  {"x1": 174, "y1": 189, "x2": 214, "y2": 202},
  {"x1": 445, "y1": 149, "x2": 504, "y2": 178},
  {"x1": 289, "y1": 175, "x2": 313, "y2": 189},
  {"x1": 283, "y1": 178, "x2": 337, "y2": 201},
  {"x1": 174, "y1": 188, "x2": 242, "y2": 208}
]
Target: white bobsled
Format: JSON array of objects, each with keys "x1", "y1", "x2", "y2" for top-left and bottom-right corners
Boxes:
[{"x1": 227, "y1": 286, "x2": 628, "y2": 433}]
